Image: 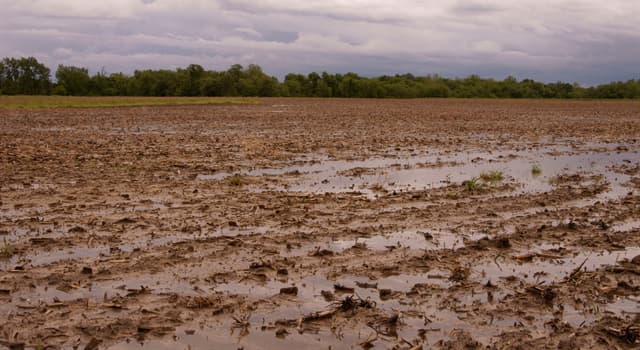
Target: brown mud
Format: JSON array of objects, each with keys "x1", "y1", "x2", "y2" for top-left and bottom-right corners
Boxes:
[{"x1": 1, "y1": 99, "x2": 639, "y2": 349}]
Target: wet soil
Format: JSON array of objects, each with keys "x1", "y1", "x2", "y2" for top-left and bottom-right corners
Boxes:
[{"x1": 1, "y1": 98, "x2": 640, "y2": 349}]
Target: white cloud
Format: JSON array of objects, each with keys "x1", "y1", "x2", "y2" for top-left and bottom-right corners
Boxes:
[
  {"x1": 0, "y1": 0, "x2": 638, "y2": 84},
  {"x1": 1, "y1": 0, "x2": 142, "y2": 18}
]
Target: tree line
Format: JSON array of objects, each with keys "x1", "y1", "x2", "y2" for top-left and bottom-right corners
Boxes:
[{"x1": 1, "y1": 56, "x2": 639, "y2": 99}]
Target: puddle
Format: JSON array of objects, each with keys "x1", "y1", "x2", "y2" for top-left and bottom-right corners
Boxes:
[
  {"x1": 196, "y1": 144, "x2": 638, "y2": 201},
  {"x1": 1, "y1": 183, "x2": 57, "y2": 191},
  {"x1": 0, "y1": 227, "x2": 53, "y2": 241},
  {"x1": 2, "y1": 226, "x2": 269, "y2": 270},
  {"x1": 610, "y1": 219, "x2": 640, "y2": 232},
  {"x1": 0, "y1": 206, "x2": 50, "y2": 219},
  {"x1": 330, "y1": 229, "x2": 474, "y2": 251},
  {"x1": 30, "y1": 248, "x2": 635, "y2": 350},
  {"x1": 284, "y1": 229, "x2": 487, "y2": 257},
  {"x1": 109, "y1": 321, "x2": 366, "y2": 350},
  {"x1": 289, "y1": 149, "x2": 636, "y2": 198},
  {"x1": 27, "y1": 246, "x2": 110, "y2": 266},
  {"x1": 608, "y1": 297, "x2": 640, "y2": 317},
  {"x1": 401, "y1": 311, "x2": 532, "y2": 347},
  {"x1": 563, "y1": 297, "x2": 639, "y2": 328},
  {"x1": 199, "y1": 143, "x2": 604, "y2": 179},
  {"x1": 377, "y1": 271, "x2": 452, "y2": 291},
  {"x1": 90, "y1": 274, "x2": 203, "y2": 298},
  {"x1": 474, "y1": 246, "x2": 640, "y2": 285},
  {"x1": 11, "y1": 236, "x2": 174, "y2": 268},
  {"x1": 215, "y1": 226, "x2": 269, "y2": 237},
  {"x1": 106, "y1": 298, "x2": 524, "y2": 350},
  {"x1": 213, "y1": 271, "x2": 453, "y2": 310},
  {"x1": 562, "y1": 304, "x2": 597, "y2": 328},
  {"x1": 2, "y1": 271, "x2": 208, "y2": 311},
  {"x1": 108, "y1": 271, "x2": 461, "y2": 349}
]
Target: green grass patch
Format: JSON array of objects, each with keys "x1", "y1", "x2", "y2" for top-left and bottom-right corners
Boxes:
[
  {"x1": 479, "y1": 170, "x2": 504, "y2": 183},
  {"x1": 0, "y1": 238, "x2": 15, "y2": 258},
  {"x1": 462, "y1": 177, "x2": 482, "y2": 192},
  {"x1": 531, "y1": 164, "x2": 542, "y2": 176},
  {"x1": 463, "y1": 171, "x2": 504, "y2": 192},
  {"x1": 0, "y1": 96, "x2": 261, "y2": 108}
]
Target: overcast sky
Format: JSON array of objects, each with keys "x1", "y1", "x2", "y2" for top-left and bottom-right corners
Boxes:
[{"x1": 1, "y1": 0, "x2": 638, "y2": 84}]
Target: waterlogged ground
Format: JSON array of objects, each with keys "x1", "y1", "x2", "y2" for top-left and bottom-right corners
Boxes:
[{"x1": 1, "y1": 98, "x2": 640, "y2": 349}]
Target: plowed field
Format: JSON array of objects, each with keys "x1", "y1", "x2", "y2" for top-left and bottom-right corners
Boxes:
[{"x1": 1, "y1": 98, "x2": 639, "y2": 349}]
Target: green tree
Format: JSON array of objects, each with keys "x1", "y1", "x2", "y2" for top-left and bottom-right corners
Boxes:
[
  {"x1": 1, "y1": 55, "x2": 640, "y2": 99},
  {"x1": 55, "y1": 65, "x2": 91, "y2": 95},
  {"x1": 0, "y1": 57, "x2": 51, "y2": 94},
  {"x1": 107, "y1": 73, "x2": 132, "y2": 95},
  {"x1": 176, "y1": 64, "x2": 205, "y2": 96},
  {"x1": 199, "y1": 71, "x2": 225, "y2": 96},
  {"x1": 283, "y1": 73, "x2": 308, "y2": 97}
]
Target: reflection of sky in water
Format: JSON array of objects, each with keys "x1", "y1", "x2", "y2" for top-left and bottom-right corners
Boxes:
[{"x1": 197, "y1": 143, "x2": 639, "y2": 201}]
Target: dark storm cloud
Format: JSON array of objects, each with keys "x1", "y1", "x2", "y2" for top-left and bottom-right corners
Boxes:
[{"x1": 0, "y1": 0, "x2": 638, "y2": 84}]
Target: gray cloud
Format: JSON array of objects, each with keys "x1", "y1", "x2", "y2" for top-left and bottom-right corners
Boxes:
[
  {"x1": 451, "y1": 1, "x2": 504, "y2": 14},
  {"x1": 0, "y1": 0, "x2": 638, "y2": 84}
]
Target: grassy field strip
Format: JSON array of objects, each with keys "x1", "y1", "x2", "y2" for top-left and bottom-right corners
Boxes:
[{"x1": 0, "y1": 96, "x2": 261, "y2": 108}]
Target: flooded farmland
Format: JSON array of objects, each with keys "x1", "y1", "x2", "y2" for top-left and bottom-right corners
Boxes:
[{"x1": 1, "y1": 98, "x2": 639, "y2": 349}]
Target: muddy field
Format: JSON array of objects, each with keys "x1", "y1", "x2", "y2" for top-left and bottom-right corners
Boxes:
[{"x1": 1, "y1": 98, "x2": 639, "y2": 349}]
